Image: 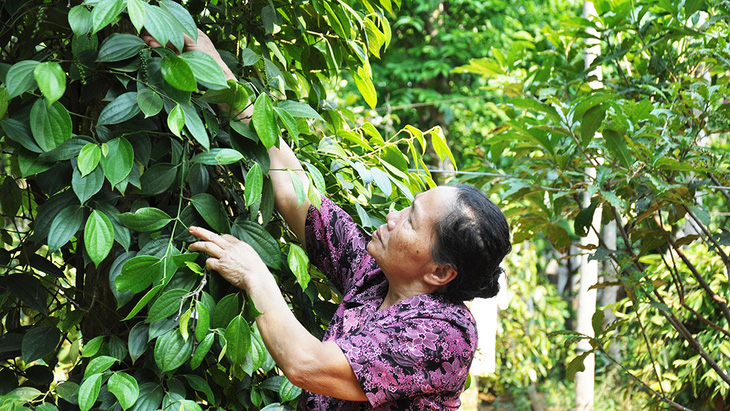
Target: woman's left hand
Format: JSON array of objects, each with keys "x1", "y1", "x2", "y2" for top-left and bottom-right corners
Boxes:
[{"x1": 188, "y1": 226, "x2": 269, "y2": 291}]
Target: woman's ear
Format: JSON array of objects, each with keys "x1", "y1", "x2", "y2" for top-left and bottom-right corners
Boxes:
[{"x1": 425, "y1": 263, "x2": 457, "y2": 288}]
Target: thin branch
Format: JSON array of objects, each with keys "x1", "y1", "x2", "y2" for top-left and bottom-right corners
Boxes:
[
  {"x1": 708, "y1": 173, "x2": 730, "y2": 206},
  {"x1": 667, "y1": 237, "x2": 730, "y2": 326},
  {"x1": 682, "y1": 205, "x2": 730, "y2": 282},
  {"x1": 601, "y1": 347, "x2": 693, "y2": 411}
]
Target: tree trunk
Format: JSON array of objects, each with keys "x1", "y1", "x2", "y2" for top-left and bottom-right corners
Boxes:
[
  {"x1": 575, "y1": 2, "x2": 601, "y2": 410},
  {"x1": 601, "y1": 221, "x2": 621, "y2": 361}
]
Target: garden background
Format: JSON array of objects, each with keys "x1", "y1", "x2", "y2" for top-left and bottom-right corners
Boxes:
[{"x1": 0, "y1": 0, "x2": 728, "y2": 410}]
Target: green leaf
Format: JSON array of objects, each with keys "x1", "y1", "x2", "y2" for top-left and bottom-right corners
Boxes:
[
  {"x1": 91, "y1": 0, "x2": 125, "y2": 34},
  {"x1": 130, "y1": 382, "x2": 163, "y2": 411},
  {"x1": 430, "y1": 128, "x2": 456, "y2": 168},
  {"x1": 567, "y1": 352, "x2": 589, "y2": 381},
  {"x1": 137, "y1": 88, "x2": 163, "y2": 118},
  {"x1": 352, "y1": 67, "x2": 377, "y2": 109},
  {"x1": 108, "y1": 372, "x2": 139, "y2": 410},
  {"x1": 33, "y1": 62, "x2": 66, "y2": 105},
  {"x1": 159, "y1": 0, "x2": 198, "y2": 41},
  {"x1": 98, "y1": 33, "x2": 146, "y2": 62},
  {"x1": 0, "y1": 85, "x2": 7, "y2": 119},
  {"x1": 180, "y1": 103, "x2": 209, "y2": 150},
  {"x1": 22, "y1": 326, "x2": 61, "y2": 363},
  {"x1": 5, "y1": 60, "x2": 40, "y2": 98},
  {"x1": 48, "y1": 205, "x2": 84, "y2": 252},
  {"x1": 77, "y1": 144, "x2": 101, "y2": 176},
  {"x1": 5, "y1": 387, "x2": 42, "y2": 403},
  {"x1": 30, "y1": 99, "x2": 72, "y2": 151},
  {"x1": 192, "y1": 148, "x2": 243, "y2": 165},
  {"x1": 98, "y1": 92, "x2": 140, "y2": 125},
  {"x1": 167, "y1": 104, "x2": 185, "y2": 137},
  {"x1": 73, "y1": 165, "x2": 104, "y2": 204},
  {"x1": 85, "y1": 210, "x2": 115, "y2": 267},
  {"x1": 547, "y1": 223, "x2": 570, "y2": 254},
  {"x1": 55, "y1": 381, "x2": 80, "y2": 403},
  {"x1": 128, "y1": 322, "x2": 148, "y2": 364},
  {"x1": 190, "y1": 193, "x2": 230, "y2": 233},
  {"x1": 122, "y1": 284, "x2": 164, "y2": 320},
  {"x1": 278, "y1": 377, "x2": 302, "y2": 403},
  {"x1": 7, "y1": 274, "x2": 49, "y2": 315},
  {"x1": 161, "y1": 55, "x2": 197, "y2": 92},
  {"x1": 194, "y1": 302, "x2": 210, "y2": 343},
  {"x1": 183, "y1": 375, "x2": 215, "y2": 405},
  {"x1": 252, "y1": 93, "x2": 278, "y2": 149},
  {"x1": 201, "y1": 81, "x2": 250, "y2": 112},
  {"x1": 224, "y1": 316, "x2": 251, "y2": 365},
  {"x1": 117, "y1": 255, "x2": 162, "y2": 293},
  {"x1": 232, "y1": 219, "x2": 282, "y2": 269},
  {"x1": 574, "y1": 201, "x2": 599, "y2": 237},
  {"x1": 83, "y1": 355, "x2": 117, "y2": 379},
  {"x1": 287, "y1": 244, "x2": 310, "y2": 290},
  {"x1": 274, "y1": 107, "x2": 298, "y2": 139},
  {"x1": 147, "y1": 288, "x2": 188, "y2": 323},
  {"x1": 180, "y1": 51, "x2": 228, "y2": 90},
  {"x1": 100, "y1": 137, "x2": 134, "y2": 187},
  {"x1": 139, "y1": 163, "x2": 177, "y2": 195},
  {"x1": 278, "y1": 100, "x2": 323, "y2": 121},
  {"x1": 126, "y1": 0, "x2": 146, "y2": 33},
  {"x1": 288, "y1": 169, "x2": 306, "y2": 206},
  {"x1": 190, "y1": 333, "x2": 214, "y2": 370},
  {"x1": 68, "y1": 5, "x2": 93, "y2": 36},
  {"x1": 304, "y1": 162, "x2": 326, "y2": 193},
  {"x1": 118, "y1": 207, "x2": 172, "y2": 232},
  {"x1": 78, "y1": 373, "x2": 103, "y2": 411},
  {"x1": 154, "y1": 329, "x2": 193, "y2": 373},
  {"x1": 685, "y1": 0, "x2": 704, "y2": 16},
  {"x1": 592, "y1": 310, "x2": 605, "y2": 337},
  {"x1": 142, "y1": 3, "x2": 184, "y2": 52},
  {"x1": 370, "y1": 167, "x2": 392, "y2": 197},
  {"x1": 580, "y1": 105, "x2": 605, "y2": 145},
  {"x1": 245, "y1": 163, "x2": 263, "y2": 207},
  {"x1": 211, "y1": 293, "x2": 240, "y2": 329},
  {"x1": 603, "y1": 129, "x2": 634, "y2": 169},
  {"x1": 82, "y1": 336, "x2": 103, "y2": 358}
]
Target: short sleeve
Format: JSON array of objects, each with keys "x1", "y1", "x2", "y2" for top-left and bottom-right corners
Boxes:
[
  {"x1": 336, "y1": 316, "x2": 475, "y2": 408},
  {"x1": 304, "y1": 195, "x2": 376, "y2": 293}
]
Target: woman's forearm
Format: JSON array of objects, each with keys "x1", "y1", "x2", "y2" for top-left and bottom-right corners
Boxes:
[{"x1": 246, "y1": 272, "x2": 366, "y2": 401}]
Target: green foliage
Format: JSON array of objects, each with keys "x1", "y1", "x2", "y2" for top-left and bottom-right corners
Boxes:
[
  {"x1": 455, "y1": 0, "x2": 730, "y2": 407},
  {"x1": 0, "y1": 0, "x2": 454, "y2": 409}
]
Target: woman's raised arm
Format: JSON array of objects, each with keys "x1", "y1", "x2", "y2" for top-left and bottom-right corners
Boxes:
[{"x1": 143, "y1": 30, "x2": 315, "y2": 246}]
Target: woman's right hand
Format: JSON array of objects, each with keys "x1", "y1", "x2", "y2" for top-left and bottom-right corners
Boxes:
[{"x1": 141, "y1": 29, "x2": 235, "y2": 81}]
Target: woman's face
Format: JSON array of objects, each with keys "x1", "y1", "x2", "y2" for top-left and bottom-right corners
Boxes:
[{"x1": 367, "y1": 186, "x2": 457, "y2": 282}]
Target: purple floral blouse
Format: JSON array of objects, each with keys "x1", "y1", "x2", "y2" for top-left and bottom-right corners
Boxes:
[{"x1": 297, "y1": 196, "x2": 477, "y2": 410}]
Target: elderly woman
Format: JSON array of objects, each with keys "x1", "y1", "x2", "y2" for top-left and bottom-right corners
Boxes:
[{"x1": 167, "y1": 32, "x2": 512, "y2": 410}]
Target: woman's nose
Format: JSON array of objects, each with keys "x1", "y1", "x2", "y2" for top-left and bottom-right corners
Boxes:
[{"x1": 386, "y1": 210, "x2": 399, "y2": 230}]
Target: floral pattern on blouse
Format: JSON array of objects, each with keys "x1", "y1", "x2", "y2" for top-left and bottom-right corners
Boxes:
[{"x1": 297, "y1": 196, "x2": 477, "y2": 411}]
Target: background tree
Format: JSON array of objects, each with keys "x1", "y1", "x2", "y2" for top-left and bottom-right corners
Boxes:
[
  {"x1": 0, "y1": 0, "x2": 454, "y2": 409},
  {"x1": 455, "y1": 0, "x2": 730, "y2": 409}
]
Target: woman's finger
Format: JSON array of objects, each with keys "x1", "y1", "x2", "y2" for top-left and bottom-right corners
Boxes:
[
  {"x1": 189, "y1": 226, "x2": 229, "y2": 246},
  {"x1": 188, "y1": 240, "x2": 224, "y2": 257}
]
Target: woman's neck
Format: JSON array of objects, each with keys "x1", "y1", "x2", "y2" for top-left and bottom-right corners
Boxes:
[{"x1": 378, "y1": 282, "x2": 436, "y2": 311}]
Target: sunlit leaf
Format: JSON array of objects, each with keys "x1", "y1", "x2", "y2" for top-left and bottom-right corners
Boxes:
[
  {"x1": 30, "y1": 99, "x2": 72, "y2": 152},
  {"x1": 33, "y1": 62, "x2": 66, "y2": 105},
  {"x1": 108, "y1": 372, "x2": 139, "y2": 410},
  {"x1": 245, "y1": 163, "x2": 263, "y2": 207},
  {"x1": 98, "y1": 92, "x2": 140, "y2": 125},
  {"x1": 161, "y1": 55, "x2": 197, "y2": 92},
  {"x1": 98, "y1": 33, "x2": 146, "y2": 62},
  {"x1": 252, "y1": 93, "x2": 278, "y2": 149},
  {"x1": 85, "y1": 210, "x2": 114, "y2": 267}
]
